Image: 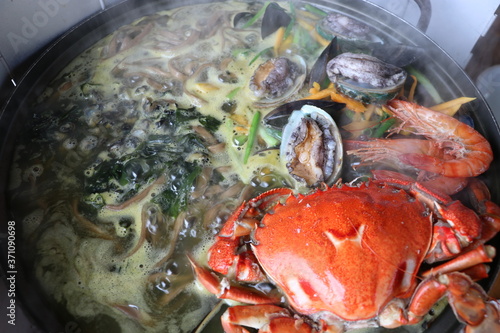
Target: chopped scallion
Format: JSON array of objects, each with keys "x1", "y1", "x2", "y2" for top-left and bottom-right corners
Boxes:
[
  {"x1": 249, "y1": 47, "x2": 273, "y2": 66},
  {"x1": 226, "y1": 87, "x2": 241, "y2": 100},
  {"x1": 407, "y1": 67, "x2": 443, "y2": 104},
  {"x1": 242, "y1": 2, "x2": 270, "y2": 28},
  {"x1": 259, "y1": 126, "x2": 281, "y2": 147},
  {"x1": 283, "y1": 2, "x2": 296, "y2": 40},
  {"x1": 372, "y1": 117, "x2": 396, "y2": 138},
  {"x1": 304, "y1": 4, "x2": 328, "y2": 18},
  {"x1": 244, "y1": 111, "x2": 261, "y2": 164}
]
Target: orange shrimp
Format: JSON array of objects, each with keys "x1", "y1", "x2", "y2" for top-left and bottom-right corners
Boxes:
[{"x1": 345, "y1": 100, "x2": 493, "y2": 178}]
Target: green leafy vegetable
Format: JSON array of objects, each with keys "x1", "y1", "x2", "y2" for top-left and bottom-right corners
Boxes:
[
  {"x1": 85, "y1": 105, "x2": 216, "y2": 217},
  {"x1": 155, "y1": 106, "x2": 221, "y2": 133},
  {"x1": 80, "y1": 193, "x2": 106, "y2": 218},
  {"x1": 200, "y1": 116, "x2": 222, "y2": 133},
  {"x1": 152, "y1": 161, "x2": 201, "y2": 217}
]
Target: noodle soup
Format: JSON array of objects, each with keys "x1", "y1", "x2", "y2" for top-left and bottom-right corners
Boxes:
[{"x1": 7, "y1": 1, "x2": 495, "y2": 332}]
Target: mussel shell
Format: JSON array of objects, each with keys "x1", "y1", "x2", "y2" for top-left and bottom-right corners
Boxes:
[
  {"x1": 280, "y1": 105, "x2": 343, "y2": 187},
  {"x1": 308, "y1": 37, "x2": 339, "y2": 88},
  {"x1": 261, "y1": 2, "x2": 292, "y2": 39},
  {"x1": 233, "y1": 12, "x2": 253, "y2": 28},
  {"x1": 327, "y1": 52, "x2": 407, "y2": 104}
]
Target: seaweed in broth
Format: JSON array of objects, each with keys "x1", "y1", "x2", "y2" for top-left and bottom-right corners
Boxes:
[{"x1": 8, "y1": 1, "x2": 461, "y2": 332}]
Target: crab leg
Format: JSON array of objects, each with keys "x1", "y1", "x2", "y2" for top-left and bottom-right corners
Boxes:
[
  {"x1": 221, "y1": 305, "x2": 317, "y2": 333},
  {"x1": 443, "y1": 272, "x2": 500, "y2": 333},
  {"x1": 404, "y1": 272, "x2": 500, "y2": 332},
  {"x1": 460, "y1": 264, "x2": 490, "y2": 281},
  {"x1": 421, "y1": 245, "x2": 495, "y2": 278},
  {"x1": 467, "y1": 178, "x2": 500, "y2": 244},
  {"x1": 261, "y1": 317, "x2": 318, "y2": 333},
  {"x1": 207, "y1": 188, "x2": 294, "y2": 282},
  {"x1": 410, "y1": 184, "x2": 482, "y2": 248},
  {"x1": 207, "y1": 237, "x2": 268, "y2": 282},
  {"x1": 406, "y1": 278, "x2": 448, "y2": 325},
  {"x1": 371, "y1": 169, "x2": 484, "y2": 262},
  {"x1": 427, "y1": 178, "x2": 500, "y2": 263},
  {"x1": 372, "y1": 168, "x2": 468, "y2": 196},
  {"x1": 188, "y1": 255, "x2": 281, "y2": 305}
]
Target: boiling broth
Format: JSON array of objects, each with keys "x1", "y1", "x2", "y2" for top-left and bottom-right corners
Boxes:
[{"x1": 8, "y1": 1, "x2": 475, "y2": 332}]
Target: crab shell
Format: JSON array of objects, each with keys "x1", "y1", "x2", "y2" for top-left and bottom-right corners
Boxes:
[{"x1": 251, "y1": 182, "x2": 432, "y2": 321}]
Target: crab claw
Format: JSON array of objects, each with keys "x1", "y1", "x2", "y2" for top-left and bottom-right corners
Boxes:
[
  {"x1": 207, "y1": 188, "x2": 294, "y2": 282},
  {"x1": 221, "y1": 305, "x2": 317, "y2": 333},
  {"x1": 467, "y1": 178, "x2": 500, "y2": 244},
  {"x1": 442, "y1": 272, "x2": 500, "y2": 333},
  {"x1": 188, "y1": 255, "x2": 281, "y2": 305}
]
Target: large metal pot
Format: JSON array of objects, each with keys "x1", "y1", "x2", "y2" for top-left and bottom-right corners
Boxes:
[{"x1": 1, "y1": 0, "x2": 499, "y2": 332}]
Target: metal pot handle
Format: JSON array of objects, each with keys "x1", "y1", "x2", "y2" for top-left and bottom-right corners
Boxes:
[{"x1": 414, "y1": 0, "x2": 432, "y2": 32}]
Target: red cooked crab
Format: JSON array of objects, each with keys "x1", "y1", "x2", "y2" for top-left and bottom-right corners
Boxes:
[{"x1": 189, "y1": 171, "x2": 500, "y2": 332}]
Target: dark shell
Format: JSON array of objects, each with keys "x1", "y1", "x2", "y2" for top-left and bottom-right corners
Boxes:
[
  {"x1": 261, "y1": 2, "x2": 291, "y2": 39},
  {"x1": 308, "y1": 37, "x2": 339, "y2": 88},
  {"x1": 233, "y1": 12, "x2": 254, "y2": 28}
]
